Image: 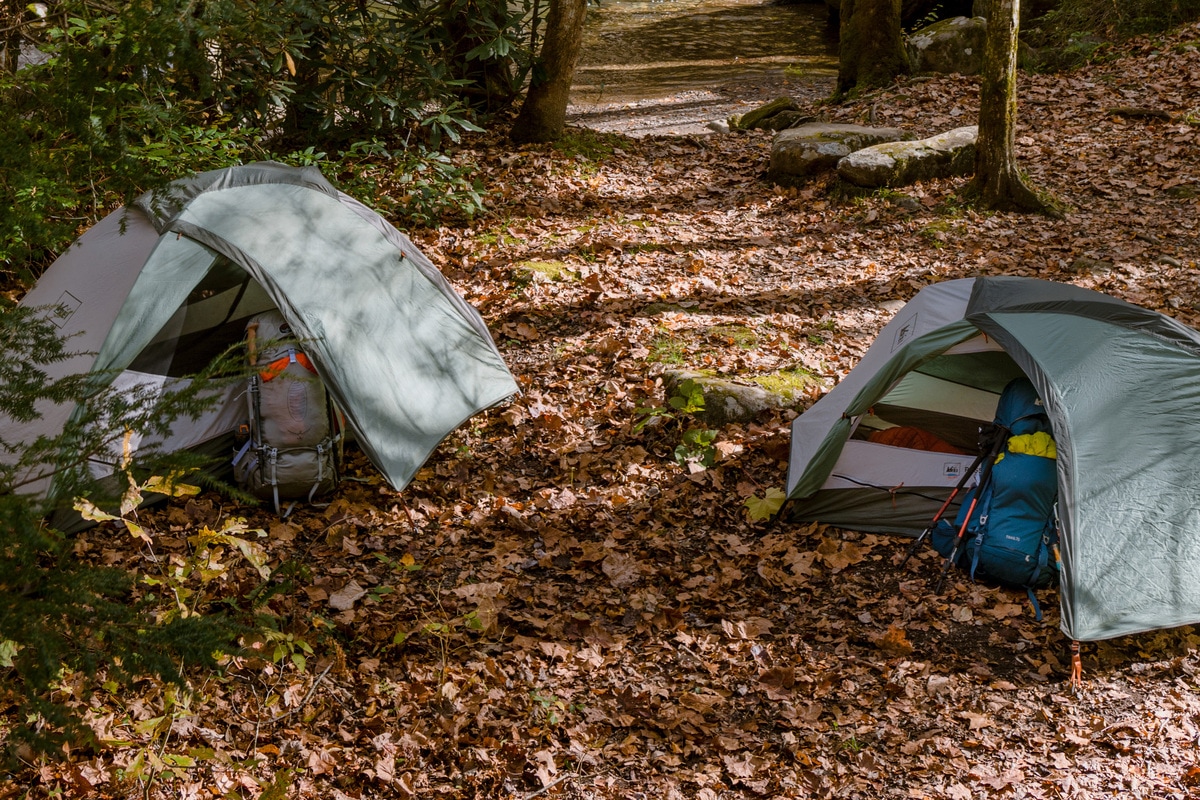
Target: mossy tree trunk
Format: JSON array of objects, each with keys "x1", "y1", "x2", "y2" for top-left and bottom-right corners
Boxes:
[
  {"x1": 510, "y1": 0, "x2": 588, "y2": 144},
  {"x1": 837, "y1": 0, "x2": 910, "y2": 98},
  {"x1": 969, "y1": 0, "x2": 1054, "y2": 214}
]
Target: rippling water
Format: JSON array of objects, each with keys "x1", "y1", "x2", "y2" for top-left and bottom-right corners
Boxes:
[{"x1": 571, "y1": 0, "x2": 839, "y2": 105}]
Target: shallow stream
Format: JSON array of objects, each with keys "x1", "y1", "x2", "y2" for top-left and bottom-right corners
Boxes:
[{"x1": 571, "y1": 0, "x2": 839, "y2": 105}]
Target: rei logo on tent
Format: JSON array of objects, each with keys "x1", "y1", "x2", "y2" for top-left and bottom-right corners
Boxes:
[
  {"x1": 892, "y1": 313, "x2": 918, "y2": 352},
  {"x1": 50, "y1": 291, "x2": 81, "y2": 328}
]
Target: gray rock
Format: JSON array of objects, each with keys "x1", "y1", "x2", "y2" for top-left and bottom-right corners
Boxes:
[
  {"x1": 837, "y1": 125, "x2": 978, "y2": 188},
  {"x1": 768, "y1": 123, "x2": 911, "y2": 185},
  {"x1": 663, "y1": 370, "x2": 805, "y2": 426},
  {"x1": 1068, "y1": 257, "x2": 1114, "y2": 276},
  {"x1": 907, "y1": 16, "x2": 987, "y2": 75},
  {"x1": 735, "y1": 97, "x2": 801, "y2": 131}
]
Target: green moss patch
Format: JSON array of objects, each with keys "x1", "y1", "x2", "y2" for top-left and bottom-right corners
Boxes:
[
  {"x1": 752, "y1": 368, "x2": 820, "y2": 399},
  {"x1": 514, "y1": 260, "x2": 577, "y2": 284},
  {"x1": 707, "y1": 324, "x2": 759, "y2": 349}
]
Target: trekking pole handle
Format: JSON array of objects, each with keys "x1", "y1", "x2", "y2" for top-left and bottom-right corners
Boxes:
[{"x1": 246, "y1": 321, "x2": 259, "y2": 367}]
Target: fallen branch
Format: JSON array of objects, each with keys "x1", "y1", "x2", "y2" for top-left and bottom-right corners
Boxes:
[
  {"x1": 522, "y1": 772, "x2": 575, "y2": 799},
  {"x1": 266, "y1": 661, "x2": 335, "y2": 724},
  {"x1": 1106, "y1": 106, "x2": 1174, "y2": 121}
]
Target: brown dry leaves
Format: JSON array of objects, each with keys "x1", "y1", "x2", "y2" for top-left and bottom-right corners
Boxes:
[{"x1": 13, "y1": 20, "x2": 1200, "y2": 800}]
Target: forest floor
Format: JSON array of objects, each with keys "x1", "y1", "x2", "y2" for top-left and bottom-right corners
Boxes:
[{"x1": 10, "y1": 21, "x2": 1200, "y2": 800}]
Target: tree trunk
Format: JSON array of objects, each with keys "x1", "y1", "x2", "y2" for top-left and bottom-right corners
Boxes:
[
  {"x1": 2, "y1": 0, "x2": 26, "y2": 75},
  {"x1": 510, "y1": 0, "x2": 588, "y2": 145},
  {"x1": 836, "y1": 0, "x2": 910, "y2": 98},
  {"x1": 969, "y1": 0, "x2": 1054, "y2": 214}
]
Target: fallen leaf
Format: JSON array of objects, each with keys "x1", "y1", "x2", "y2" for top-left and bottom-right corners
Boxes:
[{"x1": 329, "y1": 580, "x2": 367, "y2": 611}]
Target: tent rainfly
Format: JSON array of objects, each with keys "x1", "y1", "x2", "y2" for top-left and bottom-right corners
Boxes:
[
  {"x1": 2, "y1": 161, "x2": 518, "y2": 499},
  {"x1": 785, "y1": 276, "x2": 1200, "y2": 642}
]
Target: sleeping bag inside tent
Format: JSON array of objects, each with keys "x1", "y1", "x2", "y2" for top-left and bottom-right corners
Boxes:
[
  {"x1": 784, "y1": 276, "x2": 1200, "y2": 642},
  {"x1": 0, "y1": 161, "x2": 518, "y2": 502}
]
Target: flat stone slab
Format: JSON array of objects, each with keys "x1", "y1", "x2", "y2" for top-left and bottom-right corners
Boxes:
[
  {"x1": 837, "y1": 125, "x2": 978, "y2": 188},
  {"x1": 768, "y1": 124, "x2": 912, "y2": 185}
]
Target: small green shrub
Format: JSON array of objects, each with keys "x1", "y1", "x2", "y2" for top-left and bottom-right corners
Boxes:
[{"x1": 1025, "y1": 0, "x2": 1200, "y2": 71}]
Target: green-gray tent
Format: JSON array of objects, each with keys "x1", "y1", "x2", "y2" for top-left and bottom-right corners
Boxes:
[
  {"x1": 2, "y1": 161, "x2": 518, "y2": 498},
  {"x1": 785, "y1": 276, "x2": 1200, "y2": 642}
]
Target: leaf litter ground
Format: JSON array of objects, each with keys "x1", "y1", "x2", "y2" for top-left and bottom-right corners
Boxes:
[{"x1": 10, "y1": 23, "x2": 1200, "y2": 800}]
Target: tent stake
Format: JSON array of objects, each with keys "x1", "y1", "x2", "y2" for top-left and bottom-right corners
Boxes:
[{"x1": 1069, "y1": 640, "x2": 1083, "y2": 688}]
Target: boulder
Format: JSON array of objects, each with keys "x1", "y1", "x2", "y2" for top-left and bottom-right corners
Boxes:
[
  {"x1": 907, "y1": 16, "x2": 987, "y2": 75},
  {"x1": 663, "y1": 371, "x2": 805, "y2": 426},
  {"x1": 768, "y1": 123, "x2": 911, "y2": 185},
  {"x1": 731, "y1": 97, "x2": 818, "y2": 133},
  {"x1": 734, "y1": 97, "x2": 798, "y2": 129},
  {"x1": 837, "y1": 125, "x2": 978, "y2": 188},
  {"x1": 768, "y1": 110, "x2": 819, "y2": 131}
]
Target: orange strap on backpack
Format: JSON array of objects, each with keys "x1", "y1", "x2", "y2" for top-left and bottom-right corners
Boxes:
[{"x1": 259, "y1": 349, "x2": 317, "y2": 382}]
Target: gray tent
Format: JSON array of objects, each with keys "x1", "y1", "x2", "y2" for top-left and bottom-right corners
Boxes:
[
  {"x1": 786, "y1": 276, "x2": 1200, "y2": 641},
  {"x1": 2, "y1": 161, "x2": 518, "y2": 498}
]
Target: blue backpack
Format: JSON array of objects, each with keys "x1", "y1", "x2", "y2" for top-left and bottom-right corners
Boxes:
[{"x1": 932, "y1": 377, "x2": 1060, "y2": 616}]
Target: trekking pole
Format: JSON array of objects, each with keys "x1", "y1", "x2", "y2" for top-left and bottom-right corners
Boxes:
[
  {"x1": 900, "y1": 446, "x2": 991, "y2": 569},
  {"x1": 934, "y1": 427, "x2": 1008, "y2": 594}
]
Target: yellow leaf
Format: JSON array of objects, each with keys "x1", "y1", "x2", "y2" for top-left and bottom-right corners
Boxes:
[
  {"x1": 124, "y1": 518, "x2": 152, "y2": 545},
  {"x1": 74, "y1": 498, "x2": 119, "y2": 522},
  {"x1": 119, "y1": 479, "x2": 143, "y2": 517},
  {"x1": 120, "y1": 429, "x2": 135, "y2": 468},
  {"x1": 143, "y1": 474, "x2": 202, "y2": 498},
  {"x1": 284, "y1": 50, "x2": 297, "y2": 76}
]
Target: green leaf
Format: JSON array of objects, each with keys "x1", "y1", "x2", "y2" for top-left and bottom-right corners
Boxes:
[
  {"x1": 0, "y1": 640, "x2": 18, "y2": 668},
  {"x1": 745, "y1": 487, "x2": 788, "y2": 521}
]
